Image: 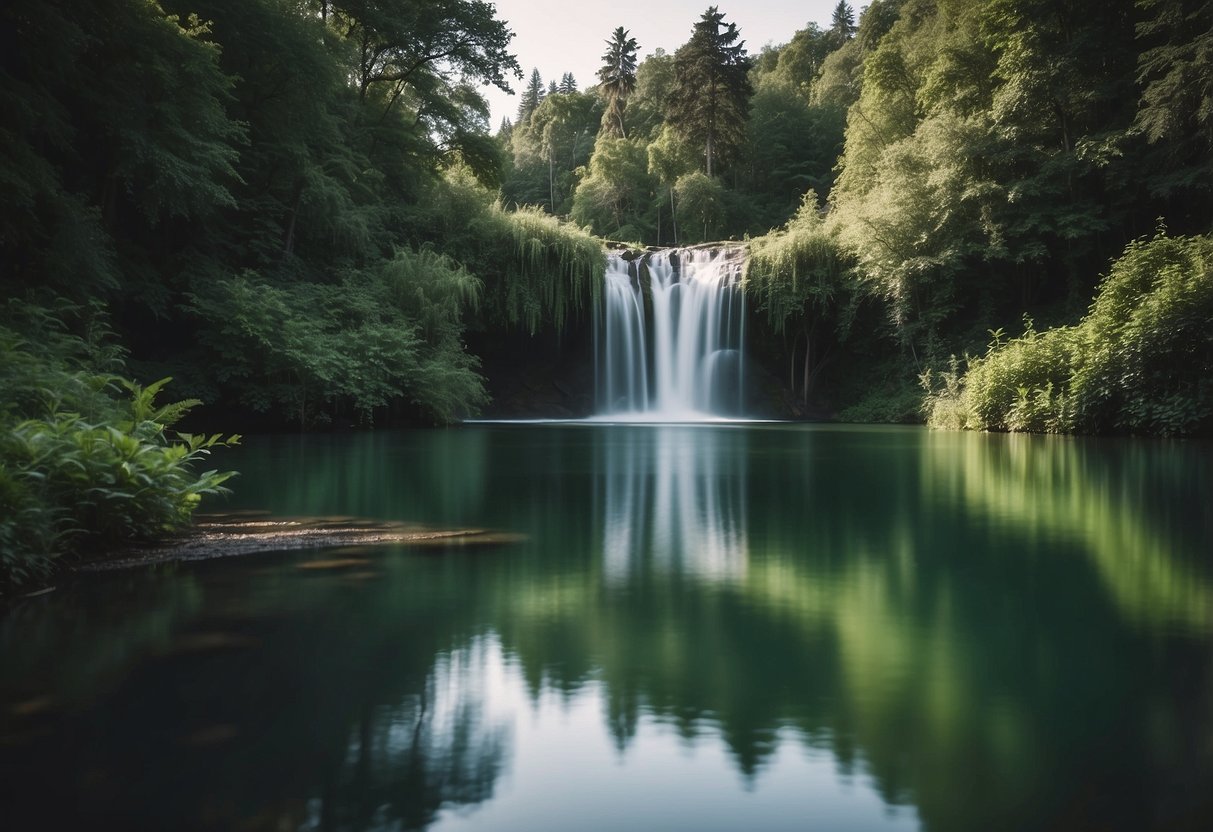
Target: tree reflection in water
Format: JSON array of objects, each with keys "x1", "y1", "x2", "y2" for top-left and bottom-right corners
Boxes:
[{"x1": 2, "y1": 426, "x2": 1211, "y2": 831}]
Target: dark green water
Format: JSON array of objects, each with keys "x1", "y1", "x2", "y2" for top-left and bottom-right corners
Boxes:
[{"x1": 2, "y1": 424, "x2": 1212, "y2": 831}]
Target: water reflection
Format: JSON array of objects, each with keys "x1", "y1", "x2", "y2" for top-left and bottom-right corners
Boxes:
[
  {"x1": 921, "y1": 430, "x2": 1213, "y2": 631},
  {"x1": 304, "y1": 637, "x2": 508, "y2": 832},
  {"x1": 2, "y1": 426, "x2": 1212, "y2": 831},
  {"x1": 598, "y1": 427, "x2": 747, "y2": 584}
]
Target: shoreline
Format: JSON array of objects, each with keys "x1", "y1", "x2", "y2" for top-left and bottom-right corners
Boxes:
[{"x1": 5, "y1": 513, "x2": 526, "y2": 602}]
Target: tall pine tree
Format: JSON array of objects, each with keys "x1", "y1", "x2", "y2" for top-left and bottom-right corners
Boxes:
[
  {"x1": 516, "y1": 67, "x2": 545, "y2": 123},
  {"x1": 667, "y1": 7, "x2": 752, "y2": 176},
  {"x1": 597, "y1": 27, "x2": 639, "y2": 137},
  {"x1": 830, "y1": 1, "x2": 857, "y2": 47}
]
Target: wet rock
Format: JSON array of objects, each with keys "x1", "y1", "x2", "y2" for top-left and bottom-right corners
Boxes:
[{"x1": 295, "y1": 558, "x2": 372, "y2": 571}]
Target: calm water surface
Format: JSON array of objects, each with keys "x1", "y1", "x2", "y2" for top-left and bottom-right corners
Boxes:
[{"x1": 2, "y1": 425, "x2": 1211, "y2": 831}]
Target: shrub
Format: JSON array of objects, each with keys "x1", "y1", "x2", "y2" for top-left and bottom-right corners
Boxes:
[
  {"x1": 2, "y1": 410, "x2": 235, "y2": 581},
  {"x1": 190, "y1": 251, "x2": 488, "y2": 426},
  {"x1": 1, "y1": 309, "x2": 237, "y2": 590},
  {"x1": 923, "y1": 231, "x2": 1213, "y2": 436},
  {"x1": 1070, "y1": 232, "x2": 1213, "y2": 435}
]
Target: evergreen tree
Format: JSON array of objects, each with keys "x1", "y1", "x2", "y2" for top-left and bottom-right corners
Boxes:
[
  {"x1": 830, "y1": 1, "x2": 857, "y2": 46},
  {"x1": 597, "y1": 26, "x2": 639, "y2": 137},
  {"x1": 548, "y1": 79, "x2": 559, "y2": 95},
  {"x1": 516, "y1": 67, "x2": 545, "y2": 123},
  {"x1": 559, "y1": 72, "x2": 578, "y2": 94},
  {"x1": 668, "y1": 7, "x2": 752, "y2": 176}
]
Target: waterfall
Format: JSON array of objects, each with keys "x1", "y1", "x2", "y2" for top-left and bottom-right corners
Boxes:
[{"x1": 595, "y1": 247, "x2": 746, "y2": 421}]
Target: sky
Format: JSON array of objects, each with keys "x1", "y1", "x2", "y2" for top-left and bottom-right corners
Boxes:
[{"x1": 481, "y1": 0, "x2": 843, "y2": 127}]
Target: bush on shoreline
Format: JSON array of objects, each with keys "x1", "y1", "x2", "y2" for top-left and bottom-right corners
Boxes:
[
  {"x1": 1, "y1": 306, "x2": 237, "y2": 590},
  {"x1": 922, "y1": 232, "x2": 1213, "y2": 437}
]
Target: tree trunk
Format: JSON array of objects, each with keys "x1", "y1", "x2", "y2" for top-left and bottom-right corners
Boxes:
[
  {"x1": 802, "y1": 330, "x2": 812, "y2": 405},
  {"x1": 670, "y1": 187, "x2": 678, "y2": 245},
  {"x1": 358, "y1": 33, "x2": 372, "y2": 102},
  {"x1": 789, "y1": 330, "x2": 802, "y2": 391},
  {"x1": 283, "y1": 180, "x2": 304, "y2": 256}
]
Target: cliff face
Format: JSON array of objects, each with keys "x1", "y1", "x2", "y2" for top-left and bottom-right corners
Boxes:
[{"x1": 471, "y1": 327, "x2": 597, "y2": 420}]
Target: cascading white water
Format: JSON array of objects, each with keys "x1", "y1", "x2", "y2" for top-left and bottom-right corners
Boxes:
[
  {"x1": 595, "y1": 248, "x2": 746, "y2": 420},
  {"x1": 597, "y1": 255, "x2": 651, "y2": 414}
]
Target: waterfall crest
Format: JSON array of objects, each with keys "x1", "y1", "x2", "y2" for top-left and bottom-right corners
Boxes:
[{"x1": 595, "y1": 247, "x2": 746, "y2": 421}]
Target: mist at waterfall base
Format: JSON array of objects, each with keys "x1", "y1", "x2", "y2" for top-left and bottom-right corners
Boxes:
[{"x1": 594, "y1": 248, "x2": 748, "y2": 422}]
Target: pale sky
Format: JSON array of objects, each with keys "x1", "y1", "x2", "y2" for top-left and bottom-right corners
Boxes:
[{"x1": 482, "y1": 0, "x2": 843, "y2": 126}]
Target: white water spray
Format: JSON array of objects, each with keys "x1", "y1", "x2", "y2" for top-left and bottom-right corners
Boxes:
[{"x1": 595, "y1": 248, "x2": 746, "y2": 420}]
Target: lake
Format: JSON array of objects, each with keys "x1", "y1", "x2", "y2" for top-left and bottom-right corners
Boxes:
[{"x1": 2, "y1": 424, "x2": 1211, "y2": 831}]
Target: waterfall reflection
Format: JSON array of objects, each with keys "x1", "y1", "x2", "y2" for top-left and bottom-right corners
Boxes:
[{"x1": 597, "y1": 426, "x2": 748, "y2": 584}]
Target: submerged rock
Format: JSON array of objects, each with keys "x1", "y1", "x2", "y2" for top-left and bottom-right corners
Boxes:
[
  {"x1": 81, "y1": 514, "x2": 528, "y2": 571},
  {"x1": 295, "y1": 558, "x2": 372, "y2": 571}
]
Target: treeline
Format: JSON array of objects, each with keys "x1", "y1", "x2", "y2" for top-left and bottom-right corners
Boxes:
[
  {"x1": 1, "y1": 0, "x2": 1209, "y2": 436},
  {"x1": 500, "y1": 5, "x2": 855, "y2": 243}
]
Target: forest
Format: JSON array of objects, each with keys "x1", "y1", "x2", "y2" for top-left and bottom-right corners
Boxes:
[{"x1": 1, "y1": 0, "x2": 1211, "y2": 584}]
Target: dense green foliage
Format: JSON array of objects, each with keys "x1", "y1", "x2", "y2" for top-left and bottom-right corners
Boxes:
[
  {"x1": 1, "y1": 0, "x2": 604, "y2": 431},
  {"x1": 503, "y1": 88, "x2": 603, "y2": 215},
  {"x1": 923, "y1": 231, "x2": 1213, "y2": 435},
  {"x1": 0, "y1": 305, "x2": 237, "y2": 588},
  {"x1": 0, "y1": 0, "x2": 613, "y2": 579},
  {"x1": 188, "y1": 247, "x2": 487, "y2": 426},
  {"x1": 735, "y1": 0, "x2": 1213, "y2": 429},
  {"x1": 499, "y1": 0, "x2": 1213, "y2": 431},
  {"x1": 414, "y1": 171, "x2": 604, "y2": 335},
  {"x1": 745, "y1": 193, "x2": 850, "y2": 404},
  {"x1": 571, "y1": 137, "x2": 654, "y2": 243}
]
